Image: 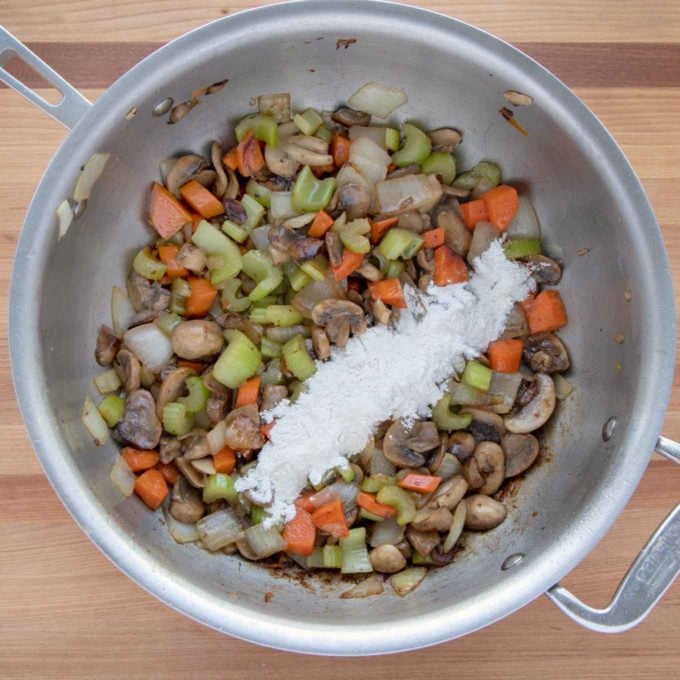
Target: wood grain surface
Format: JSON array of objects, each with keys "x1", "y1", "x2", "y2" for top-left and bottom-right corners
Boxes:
[{"x1": 1, "y1": 1, "x2": 679, "y2": 677}]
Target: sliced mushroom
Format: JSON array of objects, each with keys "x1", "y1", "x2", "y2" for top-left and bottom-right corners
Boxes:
[
  {"x1": 175, "y1": 243, "x2": 207, "y2": 273},
  {"x1": 462, "y1": 455, "x2": 484, "y2": 490},
  {"x1": 411, "y1": 506, "x2": 454, "y2": 532},
  {"x1": 356, "y1": 261, "x2": 383, "y2": 282},
  {"x1": 214, "y1": 312, "x2": 263, "y2": 345},
  {"x1": 448, "y1": 432, "x2": 476, "y2": 462},
  {"x1": 176, "y1": 456, "x2": 207, "y2": 488},
  {"x1": 523, "y1": 254, "x2": 562, "y2": 286},
  {"x1": 430, "y1": 128, "x2": 462, "y2": 152},
  {"x1": 264, "y1": 141, "x2": 299, "y2": 178},
  {"x1": 462, "y1": 407, "x2": 506, "y2": 444},
  {"x1": 159, "y1": 435, "x2": 182, "y2": 464},
  {"x1": 194, "y1": 169, "x2": 217, "y2": 188},
  {"x1": 501, "y1": 303, "x2": 530, "y2": 339},
  {"x1": 325, "y1": 231, "x2": 344, "y2": 268},
  {"x1": 222, "y1": 198, "x2": 248, "y2": 225},
  {"x1": 169, "y1": 476, "x2": 205, "y2": 523},
  {"x1": 437, "y1": 209, "x2": 471, "y2": 257},
  {"x1": 126, "y1": 271, "x2": 171, "y2": 312},
  {"x1": 397, "y1": 210, "x2": 427, "y2": 233},
  {"x1": 471, "y1": 441, "x2": 505, "y2": 496},
  {"x1": 261, "y1": 385, "x2": 288, "y2": 412},
  {"x1": 179, "y1": 429, "x2": 210, "y2": 460},
  {"x1": 405, "y1": 527, "x2": 440, "y2": 556},
  {"x1": 311, "y1": 299, "x2": 367, "y2": 347},
  {"x1": 311, "y1": 326, "x2": 331, "y2": 360},
  {"x1": 336, "y1": 183, "x2": 371, "y2": 220},
  {"x1": 429, "y1": 474, "x2": 468, "y2": 510},
  {"x1": 224, "y1": 404, "x2": 265, "y2": 450},
  {"x1": 464, "y1": 495, "x2": 507, "y2": 530},
  {"x1": 383, "y1": 420, "x2": 439, "y2": 468},
  {"x1": 206, "y1": 393, "x2": 229, "y2": 424},
  {"x1": 386, "y1": 164, "x2": 420, "y2": 180},
  {"x1": 236, "y1": 539, "x2": 260, "y2": 561},
  {"x1": 431, "y1": 544, "x2": 457, "y2": 567},
  {"x1": 113, "y1": 348, "x2": 142, "y2": 393},
  {"x1": 416, "y1": 248, "x2": 435, "y2": 273},
  {"x1": 116, "y1": 389, "x2": 162, "y2": 449},
  {"x1": 95, "y1": 325, "x2": 120, "y2": 366},
  {"x1": 332, "y1": 107, "x2": 371, "y2": 127},
  {"x1": 156, "y1": 366, "x2": 195, "y2": 417},
  {"x1": 418, "y1": 274, "x2": 432, "y2": 292},
  {"x1": 371, "y1": 298, "x2": 391, "y2": 325},
  {"x1": 171, "y1": 320, "x2": 224, "y2": 360},
  {"x1": 191, "y1": 457, "x2": 216, "y2": 475},
  {"x1": 516, "y1": 377, "x2": 538, "y2": 407},
  {"x1": 502, "y1": 433, "x2": 540, "y2": 477},
  {"x1": 211, "y1": 142, "x2": 229, "y2": 199},
  {"x1": 523, "y1": 333, "x2": 570, "y2": 373},
  {"x1": 288, "y1": 237, "x2": 324, "y2": 262},
  {"x1": 224, "y1": 168, "x2": 239, "y2": 201},
  {"x1": 165, "y1": 154, "x2": 207, "y2": 197},
  {"x1": 369, "y1": 544, "x2": 406, "y2": 574},
  {"x1": 504, "y1": 373, "x2": 556, "y2": 433}
]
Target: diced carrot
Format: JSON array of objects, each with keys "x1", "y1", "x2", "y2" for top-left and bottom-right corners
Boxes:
[
  {"x1": 433, "y1": 245, "x2": 468, "y2": 286},
  {"x1": 223, "y1": 146, "x2": 239, "y2": 171},
  {"x1": 311, "y1": 498, "x2": 349, "y2": 538},
  {"x1": 330, "y1": 134, "x2": 351, "y2": 168},
  {"x1": 332, "y1": 249, "x2": 364, "y2": 281},
  {"x1": 177, "y1": 359, "x2": 203, "y2": 372},
  {"x1": 370, "y1": 216, "x2": 400, "y2": 244},
  {"x1": 261, "y1": 421, "x2": 275, "y2": 440},
  {"x1": 148, "y1": 182, "x2": 193, "y2": 238},
  {"x1": 421, "y1": 227, "x2": 446, "y2": 249},
  {"x1": 480, "y1": 184, "x2": 519, "y2": 232},
  {"x1": 488, "y1": 338, "x2": 523, "y2": 373},
  {"x1": 387, "y1": 163, "x2": 397, "y2": 173},
  {"x1": 184, "y1": 277, "x2": 217, "y2": 318},
  {"x1": 157, "y1": 243, "x2": 189, "y2": 278},
  {"x1": 398, "y1": 474, "x2": 442, "y2": 494},
  {"x1": 368, "y1": 278, "x2": 407, "y2": 309},
  {"x1": 308, "y1": 210, "x2": 335, "y2": 238},
  {"x1": 179, "y1": 180, "x2": 225, "y2": 219},
  {"x1": 121, "y1": 447, "x2": 159, "y2": 473},
  {"x1": 134, "y1": 468, "x2": 168, "y2": 510},
  {"x1": 460, "y1": 199, "x2": 489, "y2": 230},
  {"x1": 156, "y1": 462, "x2": 179, "y2": 486},
  {"x1": 235, "y1": 376, "x2": 260, "y2": 408},
  {"x1": 522, "y1": 290, "x2": 568, "y2": 334},
  {"x1": 283, "y1": 507, "x2": 316, "y2": 556},
  {"x1": 236, "y1": 129, "x2": 265, "y2": 177},
  {"x1": 356, "y1": 491, "x2": 397, "y2": 518},
  {"x1": 213, "y1": 446, "x2": 236, "y2": 474},
  {"x1": 295, "y1": 492, "x2": 316, "y2": 514}
]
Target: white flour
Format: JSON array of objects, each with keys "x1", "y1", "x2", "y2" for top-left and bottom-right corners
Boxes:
[{"x1": 235, "y1": 241, "x2": 534, "y2": 527}]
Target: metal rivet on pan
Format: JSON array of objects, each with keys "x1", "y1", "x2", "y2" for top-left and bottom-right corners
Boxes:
[
  {"x1": 501, "y1": 553, "x2": 525, "y2": 571},
  {"x1": 602, "y1": 417, "x2": 617, "y2": 441},
  {"x1": 72, "y1": 199, "x2": 87, "y2": 219},
  {"x1": 152, "y1": 97, "x2": 174, "y2": 117}
]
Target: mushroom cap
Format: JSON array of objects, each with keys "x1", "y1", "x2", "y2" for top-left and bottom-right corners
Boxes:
[
  {"x1": 523, "y1": 333, "x2": 570, "y2": 373},
  {"x1": 502, "y1": 433, "x2": 540, "y2": 477},
  {"x1": 504, "y1": 373, "x2": 556, "y2": 434},
  {"x1": 383, "y1": 420, "x2": 440, "y2": 468}
]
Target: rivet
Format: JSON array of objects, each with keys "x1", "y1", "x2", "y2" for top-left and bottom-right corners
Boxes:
[
  {"x1": 501, "y1": 553, "x2": 525, "y2": 571},
  {"x1": 602, "y1": 417, "x2": 617, "y2": 441},
  {"x1": 152, "y1": 97, "x2": 174, "y2": 117}
]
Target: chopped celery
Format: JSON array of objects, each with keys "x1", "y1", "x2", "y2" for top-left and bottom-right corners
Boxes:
[
  {"x1": 431, "y1": 393, "x2": 473, "y2": 431},
  {"x1": 323, "y1": 545, "x2": 343, "y2": 569},
  {"x1": 251, "y1": 295, "x2": 279, "y2": 309},
  {"x1": 361, "y1": 474, "x2": 396, "y2": 493},
  {"x1": 234, "y1": 113, "x2": 279, "y2": 146},
  {"x1": 453, "y1": 161, "x2": 502, "y2": 190},
  {"x1": 504, "y1": 238, "x2": 542, "y2": 259},
  {"x1": 376, "y1": 485, "x2": 416, "y2": 526},
  {"x1": 293, "y1": 108, "x2": 323, "y2": 135},
  {"x1": 462, "y1": 360, "x2": 493, "y2": 392},
  {"x1": 178, "y1": 376, "x2": 210, "y2": 413},
  {"x1": 391, "y1": 122, "x2": 432, "y2": 167},
  {"x1": 250, "y1": 505, "x2": 269, "y2": 525},
  {"x1": 412, "y1": 550, "x2": 434, "y2": 565},
  {"x1": 242, "y1": 194, "x2": 266, "y2": 231},
  {"x1": 203, "y1": 473, "x2": 238, "y2": 504},
  {"x1": 213, "y1": 329, "x2": 262, "y2": 388},
  {"x1": 260, "y1": 337, "x2": 282, "y2": 359},
  {"x1": 266, "y1": 304, "x2": 304, "y2": 327},
  {"x1": 299, "y1": 254, "x2": 329, "y2": 282},
  {"x1": 385, "y1": 127, "x2": 400, "y2": 151},
  {"x1": 421, "y1": 151, "x2": 457, "y2": 185},
  {"x1": 336, "y1": 462, "x2": 355, "y2": 483},
  {"x1": 291, "y1": 166, "x2": 336, "y2": 213},
  {"x1": 385, "y1": 260, "x2": 405, "y2": 279},
  {"x1": 221, "y1": 278, "x2": 251, "y2": 313},
  {"x1": 246, "y1": 178, "x2": 272, "y2": 208},
  {"x1": 222, "y1": 220, "x2": 249, "y2": 243},
  {"x1": 155, "y1": 311, "x2": 182, "y2": 336},
  {"x1": 94, "y1": 368, "x2": 121, "y2": 395},
  {"x1": 288, "y1": 380, "x2": 308, "y2": 402},
  {"x1": 241, "y1": 250, "x2": 284, "y2": 301},
  {"x1": 170, "y1": 293, "x2": 185, "y2": 316},
  {"x1": 172, "y1": 277, "x2": 191, "y2": 298},
  {"x1": 338, "y1": 218, "x2": 371, "y2": 254},
  {"x1": 340, "y1": 527, "x2": 373, "y2": 574},
  {"x1": 283, "y1": 260, "x2": 312, "y2": 291},
  {"x1": 245, "y1": 524, "x2": 286, "y2": 557},
  {"x1": 316, "y1": 125, "x2": 333, "y2": 143},
  {"x1": 282, "y1": 335, "x2": 316, "y2": 381},
  {"x1": 306, "y1": 546, "x2": 326, "y2": 569},
  {"x1": 162, "y1": 402, "x2": 194, "y2": 436},
  {"x1": 98, "y1": 394, "x2": 125, "y2": 427},
  {"x1": 358, "y1": 508, "x2": 384, "y2": 522},
  {"x1": 260, "y1": 357, "x2": 284, "y2": 386},
  {"x1": 249, "y1": 307, "x2": 269, "y2": 324},
  {"x1": 192, "y1": 220, "x2": 242, "y2": 285},
  {"x1": 377, "y1": 227, "x2": 424, "y2": 260},
  {"x1": 132, "y1": 247, "x2": 166, "y2": 281}
]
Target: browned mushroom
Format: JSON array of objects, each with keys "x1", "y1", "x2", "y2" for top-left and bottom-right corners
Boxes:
[
  {"x1": 336, "y1": 183, "x2": 371, "y2": 220},
  {"x1": 159, "y1": 435, "x2": 182, "y2": 464},
  {"x1": 288, "y1": 237, "x2": 324, "y2": 262},
  {"x1": 117, "y1": 389, "x2": 162, "y2": 449},
  {"x1": 211, "y1": 142, "x2": 229, "y2": 199},
  {"x1": 222, "y1": 198, "x2": 248, "y2": 224},
  {"x1": 523, "y1": 254, "x2": 562, "y2": 285},
  {"x1": 467, "y1": 441, "x2": 505, "y2": 495},
  {"x1": 325, "y1": 231, "x2": 344, "y2": 268},
  {"x1": 126, "y1": 271, "x2": 171, "y2": 312},
  {"x1": 311, "y1": 299, "x2": 367, "y2": 348},
  {"x1": 416, "y1": 248, "x2": 435, "y2": 273},
  {"x1": 504, "y1": 374, "x2": 556, "y2": 433},
  {"x1": 179, "y1": 430, "x2": 210, "y2": 460},
  {"x1": 224, "y1": 405, "x2": 265, "y2": 450},
  {"x1": 429, "y1": 474, "x2": 468, "y2": 510},
  {"x1": 405, "y1": 527, "x2": 440, "y2": 556},
  {"x1": 369, "y1": 545, "x2": 406, "y2": 573},
  {"x1": 165, "y1": 154, "x2": 207, "y2": 197},
  {"x1": 502, "y1": 433, "x2": 540, "y2": 477},
  {"x1": 462, "y1": 408, "x2": 506, "y2": 444},
  {"x1": 383, "y1": 420, "x2": 440, "y2": 468},
  {"x1": 114, "y1": 348, "x2": 142, "y2": 393},
  {"x1": 156, "y1": 366, "x2": 195, "y2": 417},
  {"x1": 176, "y1": 243, "x2": 207, "y2": 273},
  {"x1": 464, "y1": 495, "x2": 507, "y2": 530},
  {"x1": 437, "y1": 209, "x2": 471, "y2": 256},
  {"x1": 95, "y1": 325, "x2": 120, "y2": 366},
  {"x1": 171, "y1": 320, "x2": 224, "y2": 360},
  {"x1": 169, "y1": 476, "x2": 205, "y2": 523},
  {"x1": 430, "y1": 128, "x2": 462, "y2": 152},
  {"x1": 261, "y1": 385, "x2": 288, "y2": 412},
  {"x1": 523, "y1": 333, "x2": 570, "y2": 373},
  {"x1": 430, "y1": 544, "x2": 457, "y2": 567},
  {"x1": 411, "y1": 506, "x2": 454, "y2": 532},
  {"x1": 398, "y1": 210, "x2": 427, "y2": 233},
  {"x1": 332, "y1": 107, "x2": 371, "y2": 127},
  {"x1": 176, "y1": 456, "x2": 207, "y2": 488},
  {"x1": 311, "y1": 326, "x2": 331, "y2": 360},
  {"x1": 448, "y1": 431, "x2": 476, "y2": 462}
]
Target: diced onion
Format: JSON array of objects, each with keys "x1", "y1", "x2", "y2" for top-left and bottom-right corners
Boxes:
[
  {"x1": 111, "y1": 285, "x2": 136, "y2": 338},
  {"x1": 390, "y1": 567, "x2": 427, "y2": 597},
  {"x1": 284, "y1": 143, "x2": 333, "y2": 167},
  {"x1": 443, "y1": 500, "x2": 467, "y2": 552},
  {"x1": 73, "y1": 152, "x2": 110, "y2": 202},
  {"x1": 245, "y1": 523, "x2": 286, "y2": 558},
  {"x1": 506, "y1": 196, "x2": 541, "y2": 239},
  {"x1": 436, "y1": 453, "x2": 462, "y2": 480},
  {"x1": 347, "y1": 82, "x2": 408, "y2": 118},
  {"x1": 349, "y1": 126, "x2": 388, "y2": 148},
  {"x1": 369, "y1": 516, "x2": 404, "y2": 547},
  {"x1": 376, "y1": 174, "x2": 443, "y2": 215},
  {"x1": 250, "y1": 225, "x2": 272, "y2": 251},
  {"x1": 110, "y1": 454, "x2": 136, "y2": 497},
  {"x1": 207, "y1": 420, "x2": 227, "y2": 456},
  {"x1": 282, "y1": 212, "x2": 316, "y2": 230},
  {"x1": 162, "y1": 506, "x2": 200, "y2": 544},
  {"x1": 270, "y1": 191, "x2": 299, "y2": 222},
  {"x1": 56, "y1": 200, "x2": 74, "y2": 241},
  {"x1": 340, "y1": 574, "x2": 384, "y2": 599},
  {"x1": 288, "y1": 135, "x2": 328, "y2": 154},
  {"x1": 488, "y1": 371, "x2": 523, "y2": 414},
  {"x1": 467, "y1": 221, "x2": 500, "y2": 262},
  {"x1": 82, "y1": 396, "x2": 110, "y2": 446},
  {"x1": 350, "y1": 136, "x2": 390, "y2": 185},
  {"x1": 196, "y1": 509, "x2": 244, "y2": 551},
  {"x1": 554, "y1": 373, "x2": 573, "y2": 400},
  {"x1": 123, "y1": 323, "x2": 173, "y2": 373}
]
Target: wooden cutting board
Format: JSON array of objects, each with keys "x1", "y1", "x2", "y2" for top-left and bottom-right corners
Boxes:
[{"x1": 1, "y1": 2, "x2": 679, "y2": 677}]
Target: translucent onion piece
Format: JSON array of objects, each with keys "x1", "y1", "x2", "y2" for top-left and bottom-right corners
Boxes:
[
  {"x1": 82, "y1": 396, "x2": 110, "y2": 446},
  {"x1": 347, "y1": 82, "x2": 408, "y2": 118},
  {"x1": 196, "y1": 509, "x2": 244, "y2": 551},
  {"x1": 56, "y1": 200, "x2": 74, "y2": 241},
  {"x1": 123, "y1": 323, "x2": 173, "y2": 373},
  {"x1": 111, "y1": 285, "x2": 136, "y2": 338},
  {"x1": 390, "y1": 567, "x2": 427, "y2": 596},
  {"x1": 369, "y1": 516, "x2": 404, "y2": 547},
  {"x1": 376, "y1": 174, "x2": 443, "y2": 215},
  {"x1": 207, "y1": 420, "x2": 227, "y2": 456},
  {"x1": 270, "y1": 192, "x2": 299, "y2": 222},
  {"x1": 110, "y1": 454, "x2": 136, "y2": 497},
  {"x1": 250, "y1": 225, "x2": 272, "y2": 251},
  {"x1": 467, "y1": 221, "x2": 500, "y2": 262},
  {"x1": 162, "y1": 506, "x2": 200, "y2": 544},
  {"x1": 340, "y1": 574, "x2": 384, "y2": 599},
  {"x1": 73, "y1": 152, "x2": 110, "y2": 201},
  {"x1": 349, "y1": 126, "x2": 388, "y2": 149},
  {"x1": 506, "y1": 196, "x2": 541, "y2": 239},
  {"x1": 554, "y1": 373, "x2": 573, "y2": 400},
  {"x1": 443, "y1": 500, "x2": 467, "y2": 552},
  {"x1": 282, "y1": 212, "x2": 316, "y2": 230},
  {"x1": 245, "y1": 523, "x2": 286, "y2": 558},
  {"x1": 349, "y1": 136, "x2": 390, "y2": 185},
  {"x1": 488, "y1": 371, "x2": 523, "y2": 414}
]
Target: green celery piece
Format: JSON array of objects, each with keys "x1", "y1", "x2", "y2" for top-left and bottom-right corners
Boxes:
[
  {"x1": 462, "y1": 360, "x2": 493, "y2": 392},
  {"x1": 172, "y1": 277, "x2": 191, "y2": 298},
  {"x1": 246, "y1": 178, "x2": 272, "y2": 208},
  {"x1": 132, "y1": 247, "x2": 166, "y2": 281},
  {"x1": 283, "y1": 261, "x2": 312, "y2": 292},
  {"x1": 260, "y1": 357, "x2": 284, "y2": 386},
  {"x1": 192, "y1": 220, "x2": 242, "y2": 285},
  {"x1": 376, "y1": 485, "x2": 416, "y2": 526},
  {"x1": 170, "y1": 293, "x2": 185, "y2": 316},
  {"x1": 431, "y1": 394, "x2": 472, "y2": 431},
  {"x1": 299, "y1": 254, "x2": 329, "y2": 282},
  {"x1": 306, "y1": 547, "x2": 326, "y2": 569},
  {"x1": 291, "y1": 166, "x2": 336, "y2": 213},
  {"x1": 203, "y1": 473, "x2": 238, "y2": 504},
  {"x1": 361, "y1": 474, "x2": 396, "y2": 493},
  {"x1": 452, "y1": 171, "x2": 478, "y2": 190},
  {"x1": 385, "y1": 260, "x2": 405, "y2": 279},
  {"x1": 98, "y1": 395, "x2": 125, "y2": 427},
  {"x1": 260, "y1": 337, "x2": 282, "y2": 359},
  {"x1": 213, "y1": 329, "x2": 261, "y2": 388},
  {"x1": 241, "y1": 250, "x2": 283, "y2": 301},
  {"x1": 266, "y1": 304, "x2": 304, "y2": 327},
  {"x1": 323, "y1": 545, "x2": 343, "y2": 569},
  {"x1": 412, "y1": 550, "x2": 434, "y2": 565},
  {"x1": 385, "y1": 127, "x2": 400, "y2": 151},
  {"x1": 162, "y1": 402, "x2": 194, "y2": 436},
  {"x1": 453, "y1": 161, "x2": 502, "y2": 190},
  {"x1": 250, "y1": 505, "x2": 268, "y2": 525},
  {"x1": 222, "y1": 220, "x2": 249, "y2": 243},
  {"x1": 336, "y1": 462, "x2": 355, "y2": 483},
  {"x1": 242, "y1": 194, "x2": 265, "y2": 231},
  {"x1": 293, "y1": 108, "x2": 323, "y2": 135},
  {"x1": 377, "y1": 227, "x2": 422, "y2": 260},
  {"x1": 178, "y1": 376, "x2": 210, "y2": 414},
  {"x1": 94, "y1": 368, "x2": 121, "y2": 395},
  {"x1": 338, "y1": 218, "x2": 371, "y2": 254},
  {"x1": 249, "y1": 307, "x2": 269, "y2": 324},
  {"x1": 339, "y1": 527, "x2": 373, "y2": 574},
  {"x1": 282, "y1": 335, "x2": 316, "y2": 381},
  {"x1": 421, "y1": 151, "x2": 457, "y2": 185},
  {"x1": 221, "y1": 278, "x2": 251, "y2": 313},
  {"x1": 391, "y1": 122, "x2": 431, "y2": 167},
  {"x1": 155, "y1": 311, "x2": 182, "y2": 336},
  {"x1": 401, "y1": 232, "x2": 425, "y2": 259},
  {"x1": 358, "y1": 508, "x2": 385, "y2": 522},
  {"x1": 234, "y1": 113, "x2": 279, "y2": 146},
  {"x1": 316, "y1": 125, "x2": 333, "y2": 143},
  {"x1": 504, "y1": 238, "x2": 542, "y2": 260}
]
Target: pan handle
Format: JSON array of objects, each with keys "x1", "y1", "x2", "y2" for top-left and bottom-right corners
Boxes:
[
  {"x1": 545, "y1": 436, "x2": 680, "y2": 633},
  {"x1": 0, "y1": 27, "x2": 90, "y2": 129}
]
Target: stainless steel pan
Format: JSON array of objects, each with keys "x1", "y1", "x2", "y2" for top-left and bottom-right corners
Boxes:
[{"x1": 3, "y1": 0, "x2": 679, "y2": 655}]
